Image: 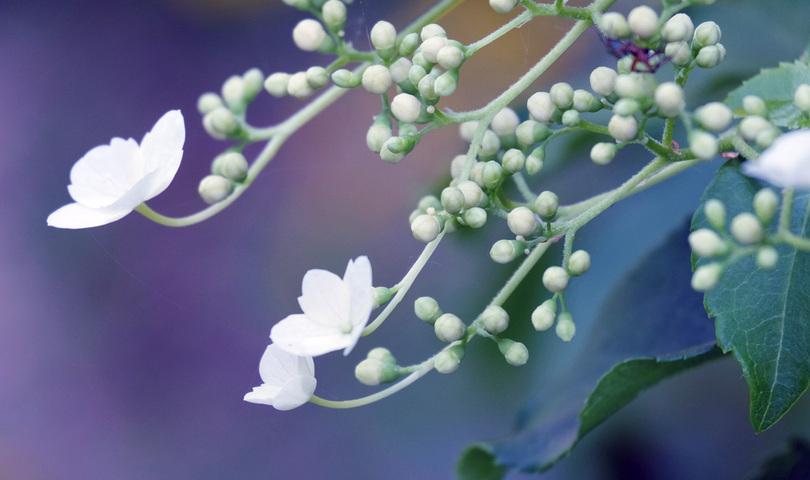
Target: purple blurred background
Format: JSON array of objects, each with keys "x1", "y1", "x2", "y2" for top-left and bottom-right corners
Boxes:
[{"x1": 3, "y1": 0, "x2": 810, "y2": 479}]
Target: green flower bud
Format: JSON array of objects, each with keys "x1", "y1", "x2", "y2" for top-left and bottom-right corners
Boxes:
[
  {"x1": 497, "y1": 339, "x2": 529, "y2": 366},
  {"x1": 221, "y1": 75, "x2": 245, "y2": 110},
  {"x1": 435, "y1": 313, "x2": 467, "y2": 342},
  {"x1": 742, "y1": 95, "x2": 767, "y2": 116},
  {"x1": 627, "y1": 5, "x2": 658, "y2": 40},
  {"x1": 331, "y1": 69, "x2": 359, "y2": 88},
  {"x1": 613, "y1": 98, "x2": 640, "y2": 117},
  {"x1": 534, "y1": 190, "x2": 559, "y2": 220},
  {"x1": 482, "y1": 160, "x2": 504, "y2": 189},
  {"x1": 437, "y1": 44, "x2": 465, "y2": 70},
  {"x1": 373, "y1": 287, "x2": 393, "y2": 308},
  {"x1": 434, "y1": 344, "x2": 465, "y2": 374},
  {"x1": 531, "y1": 299, "x2": 557, "y2": 331},
  {"x1": 516, "y1": 121, "x2": 551, "y2": 146},
  {"x1": 418, "y1": 194, "x2": 442, "y2": 212},
  {"x1": 590, "y1": 142, "x2": 617, "y2": 166},
  {"x1": 572, "y1": 89, "x2": 602, "y2": 113},
  {"x1": 507, "y1": 206, "x2": 538, "y2": 237},
  {"x1": 555, "y1": 311, "x2": 575, "y2": 342},
  {"x1": 662, "y1": 13, "x2": 694, "y2": 42},
  {"x1": 756, "y1": 246, "x2": 779, "y2": 270},
  {"x1": 434, "y1": 70, "x2": 458, "y2": 97},
  {"x1": 490, "y1": 239, "x2": 524, "y2": 263},
  {"x1": 212, "y1": 152, "x2": 249, "y2": 181},
  {"x1": 688, "y1": 228, "x2": 726, "y2": 257},
  {"x1": 411, "y1": 214, "x2": 442, "y2": 242},
  {"x1": 197, "y1": 92, "x2": 223, "y2": 114},
  {"x1": 561, "y1": 110, "x2": 581, "y2": 127},
  {"x1": 355, "y1": 357, "x2": 400, "y2": 386},
  {"x1": 608, "y1": 114, "x2": 638, "y2": 142},
  {"x1": 481, "y1": 305, "x2": 510, "y2": 335},
  {"x1": 361, "y1": 65, "x2": 392, "y2": 94},
  {"x1": 440, "y1": 186, "x2": 465, "y2": 214},
  {"x1": 665, "y1": 41, "x2": 692, "y2": 66},
  {"x1": 568, "y1": 250, "x2": 591, "y2": 276},
  {"x1": 691, "y1": 263, "x2": 723, "y2": 292},
  {"x1": 501, "y1": 149, "x2": 526, "y2": 174},
  {"x1": 462, "y1": 207, "x2": 487, "y2": 228},
  {"x1": 738, "y1": 116, "x2": 772, "y2": 142},
  {"x1": 398, "y1": 32, "x2": 420, "y2": 57},
  {"x1": 203, "y1": 107, "x2": 238, "y2": 139},
  {"x1": 590, "y1": 66, "x2": 618, "y2": 97},
  {"x1": 613, "y1": 73, "x2": 645, "y2": 99},
  {"x1": 753, "y1": 188, "x2": 779, "y2": 225},
  {"x1": 415, "y1": 296, "x2": 442, "y2": 324},
  {"x1": 525, "y1": 146, "x2": 545, "y2": 175},
  {"x1": 730, "y1": 212, "x2": 763, "y2": 244},
  {"x1": 198, "y1": 175, "x2": 232, "y2": 204},
  {"x1": 654, "y1": 82, "x2": 685, "y2": 118},
  {"x1": 550, "y1": 82, "x2": 574, "y2": 109},
  {"x1": 704, "y1": 199, "x2": 726, "y2": 231},
  {"x1": 695, "y1": 44, "x2": 726, "y2": 68},
  {"x1": 543, "y1": 266, "x2": 569, "y2": 293},
  {"x1": 306, "y1": 66, "x2": 330, "y2": 89},
  {"x1": 696, "y1": 102, "x2": 733, "y2": 132},
  {"x1": 693, "y1": 21, "x2": 721, "y2": 48},
  {"x1": 689, "y1": 131, "x2": 718, "y2": 160}
]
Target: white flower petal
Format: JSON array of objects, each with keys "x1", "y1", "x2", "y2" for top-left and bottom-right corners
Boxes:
[
  {"x1": 742, "y1": 129, "x2": 810, "y2": 188},
  {"x1": 46, "y1": 202, "x2": 133, "y2": 229},
  {"x1": 244, "y1": 344, "x2": 316, "y2": 411},
  {"x1": 297, "y1": 269, "x2": 350, "y2": 327},
  {"x1": 48, "y1": 110, "x2": 185, "y2": 229},
  {"x1": 342, "y1": 256, "x2": 374, "y2": 355},
  {"x1": 271, "y1": 313, "x2": 352, "y2": 356}
]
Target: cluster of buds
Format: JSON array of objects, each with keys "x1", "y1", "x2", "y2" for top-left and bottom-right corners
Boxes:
[{"x1": 689, "y1": 189, "x2": 781, "y2": 292}]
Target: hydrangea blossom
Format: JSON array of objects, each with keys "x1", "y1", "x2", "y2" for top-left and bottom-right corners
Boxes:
[
  {"x1": 47, "y1": 110, "x2": 185, "y2": 229},
  {"x1": 742, "y1": 129, "x2": 810, "y2": 189},
  {"x1": 271, "y1": 256, "x2": 373, "y2": 357},
  {"x1": 244, "y1": 344, "x2": 316, "y2": 411}
]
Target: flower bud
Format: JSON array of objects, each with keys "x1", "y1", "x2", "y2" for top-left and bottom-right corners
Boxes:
[
  {"x1": 361, "y1": 65, "x2": 393, "y2": 94},
  {"x1": 398, "y1": 32, "x2": 420, "y2": 57},
  {"x1": 695, "y1": 44, "x2": 726, "y2": 68},
  {"x1": 590, "y1": 66, "x2": 618, "y2": 97},
  {"x1": 418, "y1": 194, "x2": 442, "y2": 212},
  {"x1": 756, "y1": 246, "x2": 779, "y2": 270},
  {"x1": 420, "y1": 23, "x2": 446, "y2": 41},
  {"x1": 613, "y1": 73, "x2": 645, "y2": 99},
  {"x1": 573, "y1": 89, "x2": 602, "y2": 113},
  {"x1": 704, "y1": 199, "x2": 726, "y2": 231},
  {"x1": 373, "y1": 287, "x2": 393, "y2": 308},
  {"x1": 482, "y1": 161, "x2": 503, "y2": 189},
  {"x1": 221, "y1": 75, "x2": 245, "y2": 110},
  {"x1": 497, "y1": 339, "x2": 529, "y2": 366},
  {"x1": 550, "y1": 82, "x2": 574, "y2": 109},
  {"x1": 696, "y1": 102, "x2": 732, "y2": 132},
  {"x1": 241, "y1": 68, "x2": 264, "y2": 103},
  {"x1": 437, "y1": 44, "x2": 465, "y2": 70},
  {"x1": 600, "y1": 12, "x2": 630, "y2": 38},
  {"x1": 730, "y1": 212, "x2": 763, "y2": 244},
  {"x1": 654, "y1": 82, "x2": 685, "y2": 118},
  {"x1": 463, "y1": 207, "x2": 487, "y2": 228},
  {"x1": 525, "y1": 147, "x2": 545, "y2": 175},
  {"x1": 568, "y1": 250, "x2": 591, "y2": 276},
  {"x1": 197, "y1": 92, "x2": 223, "y2": 116},
  {"x1": 355, "y1": 357, "x2": 400, "y2": 386},
  {"x1": 366, "y1": 122, "x2": 392, "y2": 153},
  {"x1": 286, "y1": 71, "x2": 314, "y2": 98},
  {"x1": 555, "y1": 311, "x2": 575, "y2": 342},
  {"x1": 212, "y1": 152, "x2": 249, "y2": 181},
  {"x1": 665, "y1": 41, "x2": 692, "y2": 66},
  {"x1": 613, "y1": 98, "x2": 639, "y2": 117},
  {"x1": 689, "y1": 131, "x2": 718, "y2": 160},
  {"x1": 534, "y1": 190, "x2": 559, "y2": 220},
  {"x1": 608, "y1": 114, "x2": 638, "y2": 142},
  {"x1": 456, "y1": 180, "x2": 483, "y2": 209},
  {"x1": 543, "y1": 266, "x2": 569, "y2": 293},
  {"x1": 662, "y1": 13, "x2": 694, "y2": 42},
  {"x1": 370, "y1": 20, "x2": 396, "y2": 52},
  {"x1": 501, "y1": 149, "x2": 526, "y2": 174},
  {"x1": 305, "y1": 66, "x2": 329, "y2": 89},
  {"x1": 389, "y1": 58, "x2": 412, "y2": 84},
  {"x1": 531, "y1": 299, "x2": 557, "y2": 331},
  {"x1": 753, "y1": 188, "x2": 779, "y2": 225},
  {"x1": 293, "y1": 19, "x2": 327, "y2": 52},
  {"x1": 590, "y1": 142, "x2": 617, "y2": 166},
  {"x1": 742, "y1": 95, "x2": 767, "y2": 116},
  {"x1": 527, "y1": 92, "x2": 556, "y2": 123},
  {"x1": 739, "y1": 116, "x2": 772, "y2": 142},
  {"x1": 691, "y1": 263, "x2": 723, "y2": 292},
  {"x1": 331, "y1": 68, "x2": 360, "y2": 88},
  {"x1": 434, "y1": 345, "x2": 465, "y2": 374},
  {"x1": 693, "y1": 21, "x2": 721, "y2": 48},
  {"x1": 434, "y1": 70, "x2": 458, "y2": 97},
  {"x1": 479, "y1": 130, "x2": 502, "y2": 159},
  {"x1": 490, "y1": 0, "x2": 518, "y2": 14},
  {"x1": 391, "y1": 93, "x2": 422, "y2": 123},
  {"x1": 441, "y1": 186, "x2": 465, "y2": 214},
  {"x1": 198, "y1": 175, "x2": 232, "y2": 204},
  {"x1": 411, "y1": 214, "x2": 442, "y2": 242},
  {"x1": 795, "y1": 84, "x2": 810, "y2": 113},
  {"x1": 561, "y1": 110, "x2": 581, "y2": 128},
  {"x1": 322, "y1": 0, "x2": 347, "y2": 30},
  {"x1": 688, "y1": 228, "x2": 726, "y2": 257},
  {"x1": 203, "y1": 107, "x2": 238, "y2": 139},
  {"x1": 627, "y1": 5, "x2": 658, "y2": 40},
  {"x1": 435, "y1": 313, "x2": 467, "y2": 342},
  {"x1": 491, "y1": 108, "x2": 520, "y2": 136},
  {"x1": 507, "y1": 206, "x2": 538, "y2": 236},
  {"x1": 481, "y1": 305, "x2": 510, "y2": 335},
  {"x1": 490, "y1": 239, "x2": 524, "y2": 263},
  {"x1": 415, "y1": 296, "x2": 442, "y2": 324}
]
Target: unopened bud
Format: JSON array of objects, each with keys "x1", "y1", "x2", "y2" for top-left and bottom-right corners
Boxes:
[
  {"x1": 691, "y1": 263, "x2": 723, "y2": 292},
  {"x1": 415, "y1": 296, "x2": 442, "y2": 324},
  {"x1": 435, "y1": 313, "x2": 467, "y2": 342},
  {"x1": 481, "y1": 305, "x2": 510, "y2": 334},
  {"x1": 730, "y1": 212, "x2": 763, "y2": 244},
  {"x1": 531, "y1": 299, "x2": 557, "y2": 331},
  {"x1": 497, "y1": 339, "x2": 529, "y2": 366},
  {"x1": 555, "y1": 311, "x2": 575, "y2": 341},
  {"x1": 543, "y1": 266, "x2": 569, "y2": 293}
]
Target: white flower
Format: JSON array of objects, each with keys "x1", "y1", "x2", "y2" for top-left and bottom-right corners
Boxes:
[
  {"x1": 244, "y1": 344, "x2": 316, "y2": 411},
  {"x1": 742, "y1": 129, "x2": 810, "y2": 188},
  {"x1": 47, "y1": 110, "x2": 184, "y2": 229},
  {"x1": 270, "y1": 256, "x2": 373, "y2": 356}
]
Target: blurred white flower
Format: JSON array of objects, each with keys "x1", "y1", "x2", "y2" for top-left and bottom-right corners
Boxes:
[
  {"x1": 271, "y1": 256, "x2": 373, "y2": 356},
  {"x1": 244, "y1": 344, "x2": 316, "y2": 411},
  {"x1": 742, "y1": 129, "x2": 810, "y2": 188},
  {"x1": 47, "y1": 110, "x2": 185, "y2": 228}
]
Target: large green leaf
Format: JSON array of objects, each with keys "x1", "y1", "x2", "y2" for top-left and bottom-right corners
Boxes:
[
  {"x1": 692, "y1": 161, "x2": 810, "y2": 432},
  {"x1": 457, "y1": 226, "x2": 720, "y2": 478},
  {"x1": 724, "y1": 61, "x2": 810, "y2": 129}
]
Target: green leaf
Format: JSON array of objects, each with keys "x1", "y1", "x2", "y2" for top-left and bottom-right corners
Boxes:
[
  {"x1": 724, "y1": 61, "x2": 810, "y2": 129},
  {"x1": 692, "y1": 161, "x2": 810, "y2": 432},
  {"x1": 456, "y1": 446, "x2": 506, "y2": 480},
  {"x1": 457, "y1": 226, "x2": 720, "y2": 475}
]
